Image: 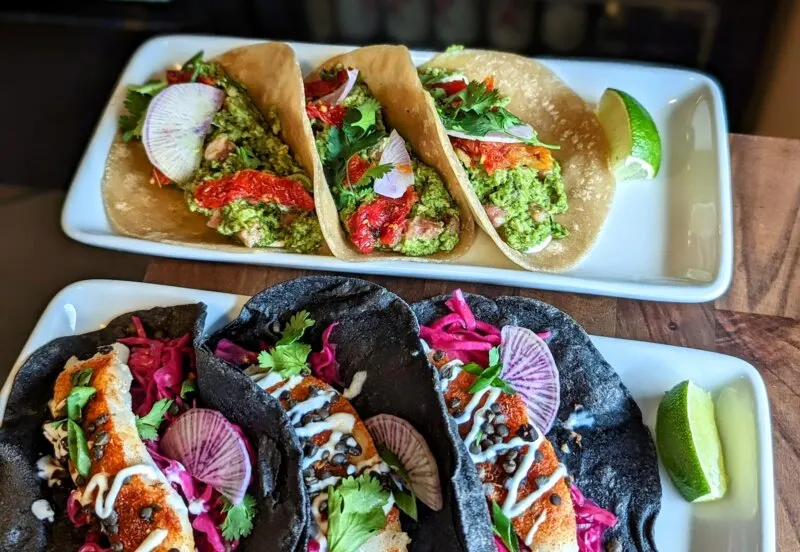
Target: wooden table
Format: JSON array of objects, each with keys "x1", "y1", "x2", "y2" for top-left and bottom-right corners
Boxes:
[{"x1": 144, "y1": 134, "x2": 800, "y2": 549}]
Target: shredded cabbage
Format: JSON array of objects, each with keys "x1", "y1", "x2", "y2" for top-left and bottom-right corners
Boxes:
[
  {"x1": 308, "y1": 322, "x2": 341, "y2": 386},
  {"x1": 571, "y1": 485, "x2": 617, "y2": 552}
]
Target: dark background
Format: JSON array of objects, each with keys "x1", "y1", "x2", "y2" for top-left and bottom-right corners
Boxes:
[{"x1": 0, "y1": 0, "x2": 788, "y2": 192}]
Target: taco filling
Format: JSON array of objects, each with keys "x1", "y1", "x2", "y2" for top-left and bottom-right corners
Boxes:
[
  {"x1": 38, "y1": 315, "x2": 259, "y2": 552},
  {"x1": 118, "y1": 51, "x2": 323, "y2": 253},
  {"x1": 421, "y1": 290, "x2": 617, "y2": 552},
  {"x1": 305, "y1": 66, "x2": 461, "y2": 256},
  {"x1": 420, "y1": 68, "x2": 568, "y2": 254},
  {"x1": 213, "y1": 310, "x2": 444, "y2": 552}
]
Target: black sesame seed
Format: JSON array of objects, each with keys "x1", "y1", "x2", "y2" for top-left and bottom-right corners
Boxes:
[
  {"x1": 280, "y1": 391, "x2": 290, "y2": 400},
  {"x1": 75, "y1": 475, "x2": 86, "y2": 486},
  {"x1": 303, "y1": 467, "x2": 315, "y2": 478},
  {"x1": 494, "y1": 414, "x2": 507, "y2": 424},
  {"x1": 483, "y1": 423, "x2": 495, "y2": 435},
  {"x1": 334, "y1": 442, "x2": 347, "y2": 453},
  {"x1": 535, "y1": 449, "x2": 544, "y2": 462},
  {"x1": 496, "y1": 424, "x2": 509, "y2": 437},
  {"x1": 550, "y1": 493, "x2": 562, "y2": 505},
  {"x1": 480, "y1": 438, "x2": 491, "y2": 450},
  {"x1": 485, "y1": 411, "x2": 496, "y2": 422},
  {"x1": 301, "y1": 413, "x2": 315, "y2": 425},
  {"x1": 433, "y1": 351, "x2": 446, "y2": 363},
  {"x1": 168, "y1": 402, "x2": 180, "y2": 416},
  {"x1": 139, "y1": 506, "x2": 153, "y2": 521},
  {"x1": 447, "y1": 397, "x2": 461, "y2": 409},
  {"x1": 304, "y1": 442, "x2": 319, "y2": 457},
  {"x1": 318, "y1": 470, "x2": 331, "y2": 480},
  {"x1": 491, "y1": 435, "x2": 503, "y2": 444},
  {"x1": 91, "y1": 446, "x2": 105, "y2": 461},
  {"x1": 95, "y1": 414, "x2": 108, "y2": 425},
  {"x1": 506, "y1": 449, "x2": 519, "y2": 461},
  {"x1": 308, "y1": 387, "x2": 320, "y2": 397},
  {"x1": 490, "y1": 403, "x2": 502, "y2": 414},
  {"x1": 502, "y1": 461, "x2": 517, "y2": 474},
  {"x1": 321, "y1": 450, "x2": 331, "y2": 460},
  {"x1": 347, "y1": 445, "x2": 362, "y2": 456},
  {"x1": 331, "y1": 453, "x2": 347, "y2": 466},
  {"x1": 535, "y1": 475, "x2": 548, "y2": 488},
  {"x1": 318, "y1": 406, "x2": 331, "y2": 418},
  {"x1": 452, "y1": 408, "x2": 464, "y2": 418},
  {"x1": 469, "y1": 442, "x2": 481, "y2": 455},
  {"x1": 95, "y1": 431, "x2": 109, "y2": 446}
]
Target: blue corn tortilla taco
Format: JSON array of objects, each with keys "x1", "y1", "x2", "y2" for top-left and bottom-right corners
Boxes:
[
  {"x1": 198, "y1": 276, "x2": 493, "y2": 552},
  {"x1": 0, "y1": 304, "x2": 298, "y2": 552}
]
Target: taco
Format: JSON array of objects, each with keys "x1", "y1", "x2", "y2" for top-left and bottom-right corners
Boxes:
[
  {"x1": 104, "y1": 43, "x2": 325, "y2": 254},
  {"x1": 199, "y1": 276, "x2": 491, "y2": 552},
  {"x1": 419, "y1": 48, "x2": 614, "y2": 272},
  {"x1": 412, "y1": 291, "x2": 661, "y2": 551},
  {"x1": 303, "y1": 46, "x2": 475, "y2": 260},
  {"x1": 0, "y1": 304, "x2": 295, "y2": 552}
]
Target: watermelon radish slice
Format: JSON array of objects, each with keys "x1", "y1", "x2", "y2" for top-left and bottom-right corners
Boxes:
[
  {"x1": 365, "y1": 414, "x2": 442, "y2": 511},
  {"x1": 500, "y1": 325, "x2": 560, "y2": 433},
  {"x1": 142, "y1": 83, "x2": 224, "y2": 184},
  {"x1": 161, "y1": 408, "x2": 251, "y2": 505}
]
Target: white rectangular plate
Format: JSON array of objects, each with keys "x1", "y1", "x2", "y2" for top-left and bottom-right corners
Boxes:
[
  {"x1": 1, "y1": 280, "x2": 773, "y2": 551},
  {"x1": 62, "y1": 35, "x2": 734, "y2": 302}
]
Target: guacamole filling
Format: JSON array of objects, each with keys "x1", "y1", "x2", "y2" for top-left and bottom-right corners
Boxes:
[
  {"x1": 420, "y1": 67, "x2": 568, "y2": 254},
  {"x1": 306, "y1": 65, "x2": 460, "y2": 256},
  {"x1": 118, "y1": 51, "x2": 323, "y2": 253}
]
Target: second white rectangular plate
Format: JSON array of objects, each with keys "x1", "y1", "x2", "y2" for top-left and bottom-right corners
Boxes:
[
  {"x1": 0, "y1": 280, "x2": 772, "y2": 551},
  {"x1": 62, "y1": 35, "x2": 733, "y2": 301}
]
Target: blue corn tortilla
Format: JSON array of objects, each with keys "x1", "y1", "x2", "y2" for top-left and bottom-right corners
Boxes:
[
  {"x1": 412, "y1": 293, "x2": 662, "y2": 552},
  {"x1": 0, "y1": 304, "x2": 298, "y2": 552},
  {"x1": 199, "y1": 275, "x2": 493, "y2": 552}
]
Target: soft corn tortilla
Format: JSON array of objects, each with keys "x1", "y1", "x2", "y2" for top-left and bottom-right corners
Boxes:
[
  {"x1": 306, "y1": 45, "x2": 476, "y2": 262},
  {"x1": 103, "y1": 42, "x2": 329, "y2": 255},
  {"x1": 422, "y1": 49, "x2": 614, "y2": 272}
]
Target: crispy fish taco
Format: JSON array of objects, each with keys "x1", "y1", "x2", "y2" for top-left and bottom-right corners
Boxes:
[
  {"x1": 419, "y1": 49, "x2": 614, "y2": 272},
  {"x1": 105, "y1": 43, "x2": 325, "y2": 254},
  {"x1": 303, "y1": 46, "x2": 475, "y2": 260},
  {"x1": 199, "y1": 276, "x2": 491, "y2": 551},
  {"x1": 0, "y1": 305, "x2": 297, "y2": 552},
  {"x1": 413, "y1": 291, "x2": 661, "y2": 551}
]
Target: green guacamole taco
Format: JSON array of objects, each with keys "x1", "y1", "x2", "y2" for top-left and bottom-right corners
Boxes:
[
  {"x1": 304, "y1": 45, "x2": 475, "y2": 261},
  {"x1": 104, "y1": 43, "x2": 325, "y2": 254},
  {"x1": 420, "y1": 49, "x2": 614, "y2": 272}
]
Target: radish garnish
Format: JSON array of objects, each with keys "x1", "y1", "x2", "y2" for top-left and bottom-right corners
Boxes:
[
  {"x1": 365, "y1": 414, "x2": 443, "y2": 511},
  {"x1": 161, "y1": 408, "x2": 251, "y2": 505},
  {"x1": 142, "y1": 83, "x2": 224, "y2": 184},
  {"x1": 319, "y1": 68, "x2": 359, "y2": 104},
  {"x1": 373, "y1": 130, "x2": 414, "y2": 199},
  {"x1": 446, "y1": 123, "x2": 534, "y2": 144},
  {"x1": 500, "y1": 325, "x2": 560, "y2": 433}
]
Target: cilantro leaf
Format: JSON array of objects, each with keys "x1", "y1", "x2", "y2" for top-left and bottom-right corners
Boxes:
[
  {"x1": 135, "y1": 398, "x2": 173, "y2": 441},
  {"x1": 180, "y1": 378, "x2": 197, "y2": 399},
  {"x1": 237, "y1": 146, "x2": 261, "y2": 169},
  {"x1": 67, "y1": 419, "x2": 91, "y2": 477},
  {"x1": 257, "y1": 349, "x2": 275, "y2": 370},
  {"x1": 488, "y1": 346, "x2": 500, "y2": 367},
  {"x1": 390, "y1": 480, "x2": 418, "y2": 521},
  {"x1": 492, "y1": 501, "x2": 519, "y2": 552},
  {"x1": 348, "y1": 98, "x2": 381, "y2": 135},
  {"x1": 327, "y1": 475, "x2": 389, "y2": 552},
  {"x1": 129, "y1": 81, "x2": 167, "y2": 96},
  {"x1": 70, "y1": 368, "x2": 93, "y2": 388},
  {"x1": 67, "y1": 386, "x2": 96, "y2": 421},
  {"x1": 461, "y1": 362, "x2": 484, "y2": 376},
  {"x1": 257, "y1": 342, "x2": 312, "y2": 378},
  {"x1": 353, "y1": 163, "x2": 393, "y2": 188},
  {"x1": 467, "y1": 347, "x2": 514, "y2": 395},
  {"x1": 468, "y1": 362, "x2": 502, "y2": 394},
  {"x1": 118, "y1": 89, "x2": 151, "y2": 142},
  {"x1": 277, "y1": 311, "x2": 315, "y2": 346},
  {"x1": 220, "y1": 494, "x2": 257, "y2": 541}
]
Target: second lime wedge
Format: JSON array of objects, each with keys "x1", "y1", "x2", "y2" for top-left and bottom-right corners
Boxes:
[{"x1": 656, "y1": 380, "x2": 728, "y2": 503}]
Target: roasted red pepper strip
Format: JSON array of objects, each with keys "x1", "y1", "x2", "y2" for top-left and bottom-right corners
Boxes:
[
  {"x1": 347, "y1": 188, "x2": 417, "y2": 254},
  {"x1": 194, "y1": 169, "x2": 315, "y2": 211},
  {"x1": 166, "y1": 69, "x2": 215, "y2": 86},
  {"x1": 306, "y1": 102, "x2": 347, "y2": 128},
  {"x1": 304, "y1": 69, "x2": 348, "y2": 100},
  {"x1": 345, "y1": 154, "x2": 371, "y2": 186},
  {"x1": 450, "y1": 137, "x2": 553, "y2": 175},
  {"x1": 431, "y1": 79, "x2": 467, "y2": 96}
]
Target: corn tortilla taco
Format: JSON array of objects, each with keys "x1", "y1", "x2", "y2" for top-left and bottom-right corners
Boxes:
[
  {"x1": 103, "y1": 42, "x2": 327, "y2": 255},
  {"x1": 420, "y1": 49, "x2": 614, "y2": 272},
  {"x1": 304, "y1": 45, "x2": 475, "y2": 261}
]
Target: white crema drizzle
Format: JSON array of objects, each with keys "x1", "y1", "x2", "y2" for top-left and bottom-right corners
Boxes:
[
  {"x1": 134, "y1": 528, "x2": 168, "y2": 552},
  {"x1": 80, "y1": 464, "x2": 159, "y2": 519}
]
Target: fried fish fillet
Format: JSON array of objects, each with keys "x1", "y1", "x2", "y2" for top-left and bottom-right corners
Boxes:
[{"x1": 51, "y1": 343, "x2": 194, "y2": 552}]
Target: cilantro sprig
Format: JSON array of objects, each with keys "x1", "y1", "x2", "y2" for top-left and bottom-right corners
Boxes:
[
  {"x1": 327, "y1": 475, "x2": 390, "y2": 552},
  {"x1": 257, "y1": 311, "x2": 315, "y2": 378},
  {"x1": 118, "y1": 80, "x2": 167, "y2": 142},
  {"x1": 135, "y1": 398, "x2": 173, "y2": 441},
  {"x1": 463, "y1": 347, "x2": 515, "y2": 395},
  {"x1": 377, "y1": 445, "x2": 418, "y2": 521},
  {"x1": 219, "y1": 494, "x2": 257, "y2": 541}
]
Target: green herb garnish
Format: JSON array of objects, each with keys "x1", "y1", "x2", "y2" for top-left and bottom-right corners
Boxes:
[
  {"x1": 492, "y1": 501, "x2": 520, "y2": 552},
  {"x1": 257, "y1": 311, "x2": 315, "y2": 378},
  {"x1": 67, "y1": 419, "x2": 91, "y2": 477},
  {"x1": 327, "y1": 475, "x2": 390, "y2": 552},
  {"x1": 135, "y1": 398, "x2": 173, "y2": 441},
  {"x1": 465, "y1": 347, "x2": 515, "y2": 395},
  {"x1": 219, "y1": 494, "x2": 257, "y2": 541},
  {"x1": 70, "y1": 368, "x2": 93, "y2": 388},
  {"x1": 66, "y1": 386, "x2": 96, "y2": 421}
]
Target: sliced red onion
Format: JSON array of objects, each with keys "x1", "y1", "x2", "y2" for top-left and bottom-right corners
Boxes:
[
  {"x1": 142, "y1": 83, "x2": 224, "y2": 184},
  {"x1": 161, "y1": 408, "x2": 251, "y2": 505},
  {"x1": 365, "y1": 414, "x2": 443, "y2": 511},
  {"x1": 499, "y1": 325, "x2": 560, "y2": 433},
  {"x1": 373, "y1": 130, "x2": 414, "y2": 199},
  {"x1": 319, "y1": 68, "x2": 359, "y2": 104},
  {"x1": 446, "y1": 124, "x2": 534, "y2": 144}
]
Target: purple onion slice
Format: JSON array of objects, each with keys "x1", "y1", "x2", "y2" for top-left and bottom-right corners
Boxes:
[
  {"x1": 500, "y1": 325, "x2": 560, "y2": 433},
  {"x1": 319, "y1": 68, "x2": 359, "y2": 104},
  {"x1": 373, "y1": 130, "x2": 414, "y2": 199},
  {"x1": 446, "y1": 124, "x2": 534, "y2": 144},
  {"x1": 365, "y1": 414, "x2": 443, "y2": 511},
  {"x1": 142, "y1": 83, "x2": 224, "y2": 184},
  {"x1": 161, "y1": 408, "x2": 251, "y2": 505}
]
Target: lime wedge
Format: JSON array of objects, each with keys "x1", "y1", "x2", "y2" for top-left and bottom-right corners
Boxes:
[
  {"x1": 656, "y1": 380, "x2": 728, "y2": 503},
  {"x1": 597, "y1": 88, "x2": 662, "y2": 181}
]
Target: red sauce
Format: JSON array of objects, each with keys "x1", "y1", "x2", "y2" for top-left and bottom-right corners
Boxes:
[
  {"x1": 345, "y1": 154, "x2": 371, "y2": 186},
  {"x1": 193, "y1": 169, "x2": 315, "y2": 211},
  {"x1": 166, "y1": 69, "x2": 215, "y2": 86},
  {"x1": 304, "y1": 69, "x2": 349, "y2": 100},
  {"x1": 306, "y1": 102, "x2": 347, "y2": 127},
  {"x1": 450, "y1": 137, "x2": 554, "y2": 175},
  {"x1": 347, "y1": 187, "x2": 417, "y2": 254}
]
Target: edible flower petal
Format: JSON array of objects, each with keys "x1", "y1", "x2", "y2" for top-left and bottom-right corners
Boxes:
[
  {"x1": 319, "y1": 68, "x2": 359, "y2": 104},
  {"x1": 373, "y1": 130, "x2": 414, "y2": 199}
]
